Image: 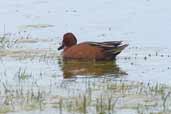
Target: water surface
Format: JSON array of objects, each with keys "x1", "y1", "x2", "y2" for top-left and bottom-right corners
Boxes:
[{"x1": 0, "y1": 0, "x2": 171, "y2": 114}]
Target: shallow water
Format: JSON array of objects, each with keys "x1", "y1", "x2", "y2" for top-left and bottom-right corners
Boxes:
[{"x1": 0, "y1": 0, "x2": 171, "y2": 114}]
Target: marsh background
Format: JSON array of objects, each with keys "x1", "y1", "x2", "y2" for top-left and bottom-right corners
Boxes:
[{"x1": 0, "y1": 0, "x2": 171, "y2": 114}]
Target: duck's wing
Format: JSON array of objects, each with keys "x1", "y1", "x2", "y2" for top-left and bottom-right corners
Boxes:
[
  {"x1": 87, "y1": 41, "x2": 128, "y2": 57},
  {"x1": 87, "y1": 41, "x2": 122, "y2": 48},
  {"x1": 104, "y1": 44, "x2": 128, "y2": 55}
]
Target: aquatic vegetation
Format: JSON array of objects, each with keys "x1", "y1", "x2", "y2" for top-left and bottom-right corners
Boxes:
[
  {"x1": 19, "y1": 24, "x2": 55, "y2": 29},
  {"x1": 0, "y1": 34, "x2": 170, "y2": 114},
  {"x1": 1, "y1": 0, "x2": 171, "y2": 113},
  {"x1": 0, "y1": 34, "x2": 17, "y2": 49},
  {"x1": 0, "y1": 33, "x2": 170, "y2": 114},
  {"x1": 1, "y1": 73, "x2": 171, "y2": 114}
]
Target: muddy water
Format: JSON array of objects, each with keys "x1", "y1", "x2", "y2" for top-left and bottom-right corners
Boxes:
[{"x1": 0, "y1": 0, "x2": 171, "y2": 114}]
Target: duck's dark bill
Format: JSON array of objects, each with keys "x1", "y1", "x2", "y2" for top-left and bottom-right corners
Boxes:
[{"x1": 58, "y1": 44, "x2": 64, "y2": 50}]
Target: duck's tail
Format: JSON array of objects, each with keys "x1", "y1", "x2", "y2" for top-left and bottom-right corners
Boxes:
[
  {"x1": 88, "y1": 41, "x2": 128, "y2": 59},
  {"x1": 106, "y1": 44, "x2": 128, "y2": 55}
]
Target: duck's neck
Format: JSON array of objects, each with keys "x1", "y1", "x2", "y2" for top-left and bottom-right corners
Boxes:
[{"x1": 64, "y1": 46, "x2": 72, "y2": 51}]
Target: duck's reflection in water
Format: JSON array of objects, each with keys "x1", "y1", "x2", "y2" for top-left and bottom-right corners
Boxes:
[{"x1": 59, "y1": 59, "x2": 127, "y2": 79}]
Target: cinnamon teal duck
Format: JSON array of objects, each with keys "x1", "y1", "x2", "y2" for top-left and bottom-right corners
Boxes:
[{"x1": 58, "y1": 33, "x2": 128, "y2": 61}]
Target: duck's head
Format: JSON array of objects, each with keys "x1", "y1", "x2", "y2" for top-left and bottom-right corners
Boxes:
[{"x1": 58, "y1": 33, "x2": 77, "y2": 50}]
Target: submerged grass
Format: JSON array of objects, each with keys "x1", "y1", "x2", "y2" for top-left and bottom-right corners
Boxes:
[
  {"x1": 47, "y1": 80, "x2": 171, "y2": 114},
  {"x1": 0, "y1": 59, "x2": 171, "y2": 114},
  {"x1": 0, "y1": 32, "x2": 171, "y2": 114},
  {"x1": 0, "y1": 105, "x2": 12, "y2": 114},
  {"x1": 19, "y1": 24, "x2": 55, "y2": 29},
  {"x1": 2, "y1": 75, "x2": 171, "y2": 114},
  {"x1": 0, "y1": 34, "x2": 17, "y2": 49}
]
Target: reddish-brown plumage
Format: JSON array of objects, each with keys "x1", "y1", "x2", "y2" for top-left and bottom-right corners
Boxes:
[
  {"x1": 58, "y1": 33, "x2": 128, "y2": 61},
  {"x1": 64, "y1": 43, "x2": 105, "y2": 60}
]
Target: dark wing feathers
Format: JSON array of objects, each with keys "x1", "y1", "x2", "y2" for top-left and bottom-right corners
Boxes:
[
  {"x1": 105, "y1": 44, "x2": 128, "y2": 54},
  {"x1": 101, "y1": 41, "x2": 122, "y2": 46},
  {"x1": 87, "y1": 41, "x2": 122, "y2": 47},
  {"x1": 87, "y1": 41, "x2": 128, "y2": 55}
]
